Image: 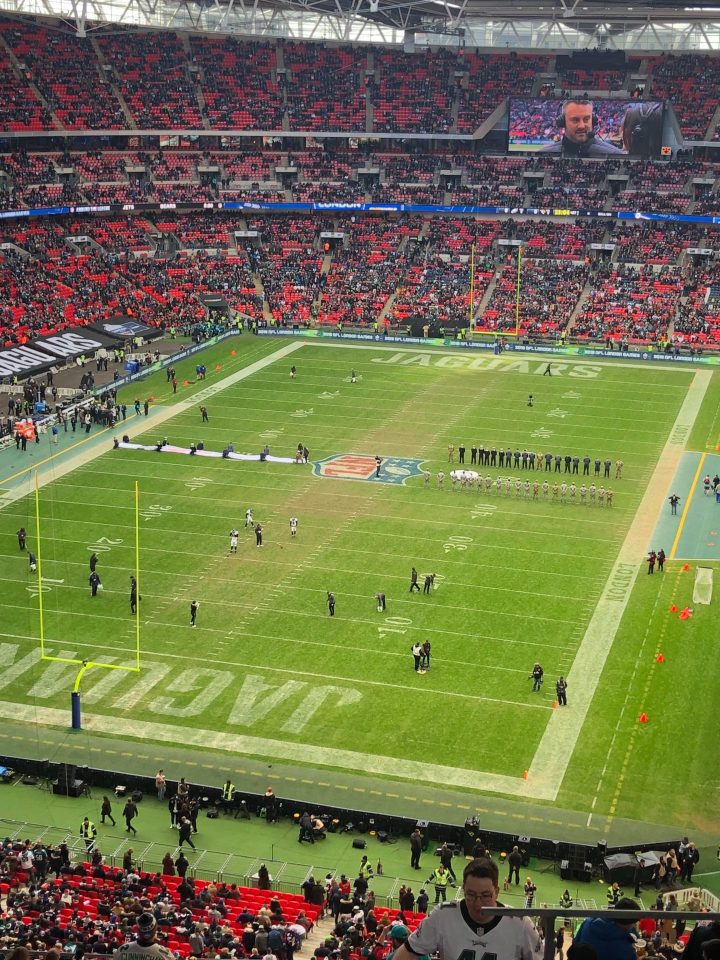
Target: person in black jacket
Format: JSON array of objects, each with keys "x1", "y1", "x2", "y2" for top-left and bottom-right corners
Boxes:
[
  {"x1": 178, "y1": 816, "x2": 196, "y2": 849},
  {"x1": 100, "y1": 796, "x2": 116, "y2": 827},
  {"x1": 507, "y1": 845, "x2": 523, "y2": 885}
]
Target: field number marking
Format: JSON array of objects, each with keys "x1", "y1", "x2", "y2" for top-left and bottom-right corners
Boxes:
[
  {"x1": 378, "y1": 616, "x2": 412, "y2": 640},
  {"x1": 87, "y1": 537, "x2": 123, "y2": 553},
  {"x1": 184, "y1": 476, "x2": 213, "y2": 491},
  {"x1": 140, "y1": 504, "x2": 173, "y2": 522},
  {"x1": 443, "y1": 535, "x2": 473, "y2": 554},
  {"x1": 26, "y1": 577, "x2": 65, "y2": 598}
]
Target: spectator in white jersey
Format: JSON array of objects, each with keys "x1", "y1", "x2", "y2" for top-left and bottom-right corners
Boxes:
[
  {"x1": 391, "y1": 857, "x2": 542, "y2": 960},
  {"x1": 113, "y1": 912, "x2": 173, "y2": 960}
]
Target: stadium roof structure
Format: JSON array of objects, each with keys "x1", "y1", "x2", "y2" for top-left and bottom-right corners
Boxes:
[{"x1": 1, "y1": 0, "x2": 719, "y2": 49}]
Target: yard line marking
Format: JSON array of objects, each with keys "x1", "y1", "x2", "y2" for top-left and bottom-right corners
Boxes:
[
  {"x1": 0, "y1": 630, "x2": 551, "y2": 710},
  {"x1": 0, "y1": 341, "x2": 305, "y2": 508},
  {"x1": 521, "y1": 368, "x2": 712, "y2": 802},
  {"x1": 669, "y1": 451, "x2": 706, "y2": 560}
]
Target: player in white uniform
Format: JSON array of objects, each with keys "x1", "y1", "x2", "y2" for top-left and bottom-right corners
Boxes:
[
  {"x1": 392, "y1": 858, "x2": 541, "y2": 960},
  {"x1": 245, "y1": 508, "x2": 253, "y2": 527},
  {"x1": 229, "y1": 528, "x2": 239, "y2": 553},
  {"x1": 290, "y1": 517, "x2": 298, "y2": 537}
]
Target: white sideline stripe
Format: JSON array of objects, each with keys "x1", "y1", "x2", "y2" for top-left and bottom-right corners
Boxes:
[
  {"x1": 0, "y1": 342, "x2": 305, "y2": 511},
  {"x1": 520, "y1": 369, "x2": 712, "y2": 801},
  {"x1": 0, "y1": 700, "x2": 541, "y2": 795},
  {"x1": 316, "y1": 340, "x2": 697, "y2": 375}
]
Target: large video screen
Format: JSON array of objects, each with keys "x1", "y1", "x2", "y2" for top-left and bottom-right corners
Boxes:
[{"x1": 508, "y1": 98, "x2": 665, "y2": 158}]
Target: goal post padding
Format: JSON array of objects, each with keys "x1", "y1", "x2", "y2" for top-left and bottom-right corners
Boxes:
[{"x1": 693, "y1": 566, "x2": 713, "y2": 605}]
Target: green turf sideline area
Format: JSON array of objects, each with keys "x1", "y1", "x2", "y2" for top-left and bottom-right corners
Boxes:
[{"x1": 0, "y1": 338, "x2": 717, "y2": 840}]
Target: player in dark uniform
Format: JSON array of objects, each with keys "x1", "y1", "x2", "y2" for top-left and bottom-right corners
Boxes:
[
  {"x1": 554, "y1": 454, "x2": 562, "y2": 473},
  {"x1": 564, "y1": 455, "x2": 572, "y2": 474},
  {"x1": 423, "y1": 573, "x2": 435, "y2": 595},
  {"x1": 327, "y1": 592, "x2": 335, "y2": 616},
  {"x1": 255, "y1": 523, "x2": 263, "y2": 546},
  {"x1": 89, "y1": 552, "x2": 99, "y2": 573},
  {"x1": 190, "y1": 600, "x2": 199, "y2": 626},
  {"x1": 669, "y1": 494, "x2": 680, "y2": 515},
  {"x1": 375, "y1": 455, "x2": 382, "y2": 477},
  {"x1": 572, "y1": 455, "x2": 579, "y2": 474},
  {"x1": 410, "y1": 567, "x2": 420, "y2": 593},
  {"x1": 17, "y1": 527, "x2": 26, "y2": 550},
  {"x1": 89, "y1": 572, "x2": 101, "y2": 597},
  {"x1": 583, "y1": 455, "x2": 591, "y2": 475},
  {"x1": 556, "y1": 677, "x2": 568, "y2": 706},
  {"x1": 130, "y1": 575, "x2": 138, "y2": 614}
]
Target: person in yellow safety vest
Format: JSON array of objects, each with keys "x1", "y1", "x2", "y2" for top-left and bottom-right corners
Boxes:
[
  {"x1": 80, "y1": 816, "x2": 97, "y2": 853},
  {"x1": 221, "y1": 780, "x2": 235, "y2": 813},
  {"x1": 427, "y1": 864, "x2": 456, "y2": 903},
  {"x1": 607, "y1": 881, "x2": 622, "y2": 906}
]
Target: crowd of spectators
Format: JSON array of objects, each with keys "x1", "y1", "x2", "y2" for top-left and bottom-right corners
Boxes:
[
  {"x1": 1, "y1": 24, "x2": 720, "y2": 142},
  {"x1": 480, "y1": 259, "x2": 590, "y2": 336},
  {"x1": 650, "y1": 53, "x2": 720, "y2": 139},
  {"x1": 0, "y1": 838, "x2": 324, "y2": 960},
  {"x1": 284, "y1": 43, "x2": 367, "y2": 131},
  {"x1": 574, "y1": 264, "x2": 684, "y2": 343},
  {"x1": 2, "y1": 148, "x2": 720, "y2": 218}
]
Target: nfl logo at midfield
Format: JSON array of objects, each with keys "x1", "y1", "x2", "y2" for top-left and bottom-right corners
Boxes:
[{"x1": 313, "y1": 454, "x2": 425, "y2": 485}]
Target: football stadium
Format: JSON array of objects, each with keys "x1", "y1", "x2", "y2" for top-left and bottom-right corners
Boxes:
[{"x1": 0, "y1": 0, "x2": 719, "y2": 955}]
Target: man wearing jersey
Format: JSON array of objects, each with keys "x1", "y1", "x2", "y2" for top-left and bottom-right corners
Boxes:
[
  {"x1": 393, "y1": 858, "x2": 541, "y2": 960},
  {"x1": 229, "y1": 529, "x2": 239, "y2": 553},
  {"x1": 290, "y1": 517, "x2": 298, "y2": 537},
  {"x1": 113, "y1": 912, "x2": 173, "y2": 960}
]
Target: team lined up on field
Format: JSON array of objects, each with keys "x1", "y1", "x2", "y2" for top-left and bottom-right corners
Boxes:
[{"x1": 427, "y1": 470, "x2": 615, "y2": 505}]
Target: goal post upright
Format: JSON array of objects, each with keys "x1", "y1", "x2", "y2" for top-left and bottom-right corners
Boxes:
[
  {"x1": 33, "y1": 471, "x2": 46, "y2": 660},
  {"x1": 34, "y1": 473, "x2": 142, "y2": 730}
]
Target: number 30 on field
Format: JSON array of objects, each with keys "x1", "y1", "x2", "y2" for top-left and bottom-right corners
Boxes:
[{"x1": 443, "y1": 535, "x2": 473, "y2": 553}]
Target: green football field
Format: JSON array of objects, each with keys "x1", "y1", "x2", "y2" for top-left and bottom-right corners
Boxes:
[{"x1": 1, "y1": 337, "x2": 719, "y2": 841}]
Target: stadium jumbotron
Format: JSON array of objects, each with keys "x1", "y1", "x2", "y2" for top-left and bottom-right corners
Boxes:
[{"x1": 0, "y1": 0, "x2": 719, "y2": 956}]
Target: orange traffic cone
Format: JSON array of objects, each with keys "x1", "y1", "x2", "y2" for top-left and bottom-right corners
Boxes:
[
  {"x1": 230, "y1": 350, "x2": 237, "y2": 356},
  {"x1": 682, "y1": 563, "x2": 689, "y2": 571},
  {"x1": 183, "y1": 379, "x2": 190, "y2": 386},
  {"x1": 553, "y1": 699, "x2": 559, "y2": 709},
  {"x1": 669, "y1": 604, "x2": 677, "y2": 613},
  {"x1": 656, "y1": 653, "x2": 665, "y2": 663},
  {"x1": 679, "y1": 607, "x2": 693, "y2": 620},
  {"x1": 215, "y1": 364, "x2": 221, "y2": 371},
  {"x1": 523, "y1": 770, "x2": 528, "y2": 781},
  {"x1": 639, "y1": 712, "x2": 649, "y2": 723}
]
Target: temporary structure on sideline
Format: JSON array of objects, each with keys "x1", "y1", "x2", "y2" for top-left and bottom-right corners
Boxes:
[{"x1": 693, "y1": 566, "x2": 713, "y2": 605}]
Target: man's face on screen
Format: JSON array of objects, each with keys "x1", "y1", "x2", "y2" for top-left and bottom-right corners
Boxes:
[{"x1": 564, "y1": 103, "x2": 593, "y2": 143}]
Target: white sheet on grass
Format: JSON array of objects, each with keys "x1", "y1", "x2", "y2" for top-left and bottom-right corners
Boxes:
[{"x1": 693, "y1": 566, "x2": 713, "y2": 605}]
